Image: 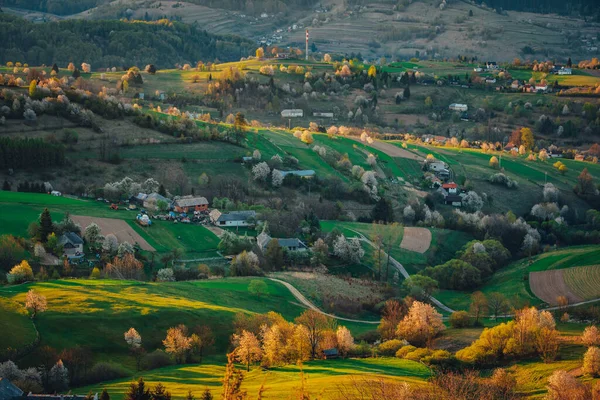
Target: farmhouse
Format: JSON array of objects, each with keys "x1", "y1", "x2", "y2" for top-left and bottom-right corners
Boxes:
[
  {"x1": 535, "y1": 85, "x2": 548, "y2": 92},
  {"x1": 442, "y1": 182, "x2": 458, "y2": 194},
  {"x1": 280, "y1": 170, "x2": 316, "y2": 178},
  {"x1": 281, "y1": 109, "x2": 303, "y2": 118},
  {"x1": 173, "y1": 195, "x2": 209, "y2": 213},
  {"x1": 142, "y1": 193, "x2": 171, "y2": 211},
  {"x1": 486, "y1": 61, "x2": 498, "y2": 70},
  {"x1": 428, "y1": 161, "x2": 447, "y2": 172},
  {"x1": 511, "y1": 80, "x2": 521, "y2": 90},
  {"x1": 58, "y1": 232, "x2": 84, "y2": 259},
  {"x1": 322, "y1": 348, "x2": 339, "y2": 359},
  {"x1": 257, "y1": 231, "x2": 308, "y2": 252},
  {"x1": 485, "y1": 78, "x2": 497, "y2": 84},
  {"x1": 557, "y1": 67, "x2": 572, "y2": 75},
  {"x1": 210, "y1": 210, "x2": 256, "y2": 227},
  {"x1": 449, "y1": 103, "x2": 468, "y2": 112}
]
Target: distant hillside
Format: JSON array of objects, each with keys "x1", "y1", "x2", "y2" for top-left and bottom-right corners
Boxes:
[
  {"x1": 1, "y1": 0, "x2": 319, "y2": 16},
  {"x1": 0, "y1": 14, "x2": 254, "y2": 68},
  {"x1": 474, "y1": 0, "x2": 599, "y2": 17}
]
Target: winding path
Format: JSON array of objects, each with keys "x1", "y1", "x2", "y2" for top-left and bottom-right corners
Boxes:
[{"x1": 268, "y1": 278, "x2": 379, "y2": 325}]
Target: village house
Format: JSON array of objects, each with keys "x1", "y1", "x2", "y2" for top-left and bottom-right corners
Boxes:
[
  {"x1": 58, "y1": 232, "x2": 84, "y2": 259},
  {"x1": 139, "y1": 192, "x2": 171, "y2": 211},
  {"x1": 442, "y1": 182, "x2": 458, "y2": 195},
  {"x1": 428, "y1": 161, "x2": 447, "y2": 172},
  {"x1": 173, "y1": 195, "x2": 209, "y2": 213},
  {"x1": 257, "y1": 231, "x2": 308, "y2": 252},
  {"x1": 557, "y1": 67, "x2": 572, "y2": 75},
  {"x1": 449, "y1": 103, "x2": 468, "y2": 112},
  {"x1": 485, "y1": 78, "x2": 497, "y2": 84},
  {"x1": 486, "y1": 61, "x2": 498, "y2": 70},
  {"x1": 210, "y1": 210, "x2": 256, "y2": 227},
  {"x1": 511, "y1": 80, "x2": 521, "y2": 90}
]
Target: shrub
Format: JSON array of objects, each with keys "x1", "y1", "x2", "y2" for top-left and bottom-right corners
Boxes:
[
  {"x1": 378, "y1": 339, "x2": 406, "y2": 356},
  {"x1": 488, "y1": 173, "x2": 519, "y2": 189},
  {"x1": 141, "y1": 350, "x2": 173, "y2": 370},
  {"x1": 449, "y1": 311, "x2": 472, "y2": 328},
  {"x1": 86, "y1": 362, "x2": 128, "y2": 384},
  {"x1": 404, "y1": 347, "x2": 433, "y2": 362},
  {"x1": 395, "y1": 345, "x2": 417, "y2": 358},
  {"x1": 583, "y1": 347, "x2": 600, "y2": 376},
  {"x1": 7, "y1": 260, "x2": 34, "y2": 284}
]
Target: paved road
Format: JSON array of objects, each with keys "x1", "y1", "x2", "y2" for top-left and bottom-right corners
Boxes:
[{"x1": 268, "y1": 278, "x2": 380, "y2": 325}]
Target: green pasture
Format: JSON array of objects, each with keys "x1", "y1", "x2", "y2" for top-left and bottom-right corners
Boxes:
[
  {"x1": 435, "y1": 245, "x2": 600, "y2": 311},
  {"x1": 0, "y1": 192, "x2": 219, "y2": 256},
  {"x1": 76, "y1": 357, "x2": 430, "y2": 400},
  {"x1": 0, "y1": 278, "x2": 378, "y2": 364}
]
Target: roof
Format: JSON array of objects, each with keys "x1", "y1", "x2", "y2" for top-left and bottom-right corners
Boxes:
[
  {"x1": 174, "y1": 196, "x2": 208, "y2": 207},
  {"x1": 323, "y1": 348, "x2": 339, "y2": 356},
  {"x1": 442, "y1": 182, "x2": 458, "y2": 189},
  {"x1": 217, "y1": 210, "x2": 257, "y2": 222},
  {"x1": 58, "y1": 232, "x2": 83, "y2": 246},
  {"x1": 277, "y1": 238, "x2": 306, "y2": 248},
  {"x1": 0, "y1": 379, "x2": 23, "y2": 400},
  {"x1": 446, "y1": 194, "x2": 463, "y2": 202},
  {"x1": 257, "y1": 232, "x2": 272, "y2": 249},
  {"x1": 280, "y1": 170, "x2": 316, "y2": 177},
  {"x1": 145, "y1": 193, "x2": 169, "y2": 203}
]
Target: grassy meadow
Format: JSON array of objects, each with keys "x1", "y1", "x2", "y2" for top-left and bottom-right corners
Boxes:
[
  {"x1": 0, "y1": 278, "x2": 380, "y2": 362},
  {"x1": 76, "y1": 357, "x2": 431, "y2": 400}
]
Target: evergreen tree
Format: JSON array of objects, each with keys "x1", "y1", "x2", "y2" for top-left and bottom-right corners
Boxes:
[
  {"x1": 2, "y1": 180, "x2": 10, "y2": 191},
  {"x1": 100, "y1": 389, "x2": 110, "y2": 400},
  {"x1": 371, "y1": 198, "x2": 394, "y2": 223},
  {"x1": 39, "y1": 208, "x2": 53, "y2": 242},
  {"x1": 403, "y1": 85, "x2": 411, "y2": 99},
  {"x1": 158, "y1": 184, "x2": 166, "y2": 196},
  {"x1": 150, "y1": 383, "x2": 171, "y2": 400},
  {"x1": 199, "y1": 389, "x2": 212, "y2": 400},
  {"x1": 125, "y1": 378, "x2": 151, "y2": 400},
  {"x1": 52, "y1": 63, "x2": 59, "y2": 73},
  {"x1": 72, "y1": 69, "x2": 81, "y2": 79}
]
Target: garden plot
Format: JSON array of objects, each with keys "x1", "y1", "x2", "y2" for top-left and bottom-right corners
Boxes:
[
  {"x1": 72, "y1": 215, "x2": 155, "y2": 251},
  {"x1": 400, "y1": 227, "x2": 432, "y2": 253}
]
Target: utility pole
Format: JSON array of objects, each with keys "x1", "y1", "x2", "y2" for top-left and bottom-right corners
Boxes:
[{"x1": 305, "y1": 29, "x2": 309, "y2": 61}]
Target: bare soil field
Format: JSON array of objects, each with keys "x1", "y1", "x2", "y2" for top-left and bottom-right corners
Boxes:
[
  {"x1": 400, "y1": 227, "x2": 432, "y2": 253},
  {"x1": 72, "y1": 215, "x2": 155, "y2": 251},
  {"x1": 529, "y1": 269, "x2": 583, "y2": 305},
  {"x1": 359, "y1": 139, "x2": 424, "y2": 161}
]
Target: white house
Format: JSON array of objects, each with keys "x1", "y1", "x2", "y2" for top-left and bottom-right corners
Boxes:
[
  {"x1": 558, "y1": 68, "x2": 572, "y2": 75},
  {"x1": 281, "y1": 109, "x2": 303, "y2": 118},
  {"x1": 428, "y1": 161, "x2": 447, "y2": 172},
  {"x1": 449, "y1": 103, "x2": 468, "y2": 112},
  {"x1": 210, "y1": 210, "x2": 256, "y2": 227},
  {"x1": 280, "y1": 170, "x2": 315, "y2": 178}
]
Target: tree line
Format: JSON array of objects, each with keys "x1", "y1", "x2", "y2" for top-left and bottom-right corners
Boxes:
[
  {"x1": 0, "y1": 137, "x2": 65, "y2": 169},
  {"x1": 0, "y1": 15, "x2": 255, "y2": 68}
]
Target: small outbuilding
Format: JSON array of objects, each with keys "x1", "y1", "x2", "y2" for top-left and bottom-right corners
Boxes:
[{"x1": 173, "y1": 195, "x2": 209, "y2": 213}]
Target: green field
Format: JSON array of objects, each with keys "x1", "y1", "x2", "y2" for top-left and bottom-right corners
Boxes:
[
  {"x1": 76, "y1": 357, "x2": 430, "y2": 400},
  {"x1": 0, "y1": 278, "x2": 378, "y2": 362},
  {"x1": 563, "y1": 265, "x2": 600, "y2": 300},
  {"x1": 320, "y1": 221, "x2": 473, "y2": 274},
  {"x1": 435, "y1": 245, "x2": 600, "y2": 311},
  {"x1": 0, "y1": 192, "x2": 219, "y2": 256}
]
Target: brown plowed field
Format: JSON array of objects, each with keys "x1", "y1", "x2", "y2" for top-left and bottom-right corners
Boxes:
[
  {"x1": 529, "y1": 269, "x2": 583, "y2": 305},
  {"x1": 72, "y1": 215, "x2": 155, "y2": 252},
  {"x1": 400, "y1": 227, "x2": 432, "y2": 254}
]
